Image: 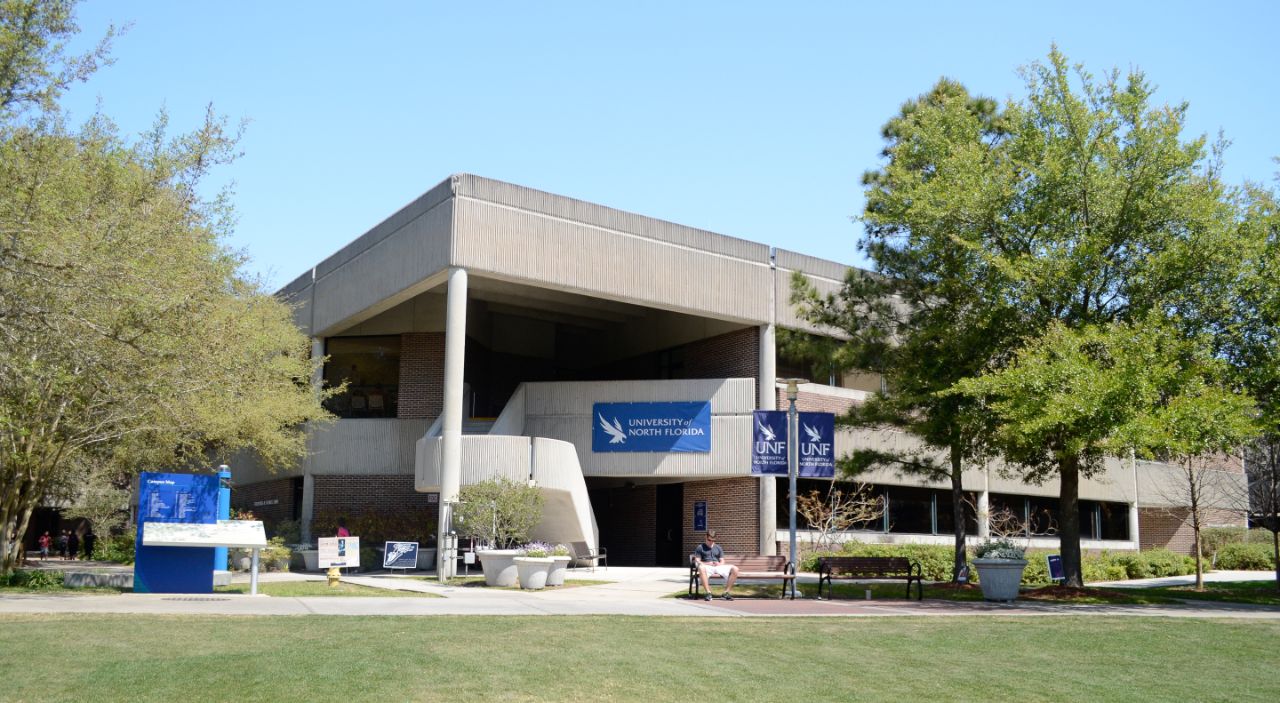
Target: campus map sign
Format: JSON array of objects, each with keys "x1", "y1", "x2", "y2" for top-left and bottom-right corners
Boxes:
[
  {"x1": 751, "y1": 410, "x2": 836, "y2": 477},
  {"x1": 134, "y1": 471, "x2": 220, "y2": 593},
  {"x1": 592, "y1": 401, "x2": 711, "y2": 453}
]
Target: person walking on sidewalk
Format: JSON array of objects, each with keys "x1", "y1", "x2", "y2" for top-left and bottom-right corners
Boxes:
[
  {"x1": 57, "y1": 530, "x2": 69, "y2": 560},
  {"x1": 67, "y1": 530, "x2": 80, "y2": 561},
  {"x1": 38, "y1": 532, "x2": 51, "y2": 560}
]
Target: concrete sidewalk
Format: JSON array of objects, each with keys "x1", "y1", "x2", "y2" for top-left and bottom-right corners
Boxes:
[{"x1": 2, "y1": 566, "x2": 1278, "y2": 619}]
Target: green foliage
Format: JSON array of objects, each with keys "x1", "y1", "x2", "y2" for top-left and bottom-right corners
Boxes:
[
  {"x1": 311, "y1": 510, "x2": 436, "y2": 548},
  {"x1": 550, "y1": 543, "x2": 570, "y2": 557},
  {"x1": 2, "y1": 569, "x2": 62, "y2": 589},
  {"x1": 269, "y1": 519, "x2": 302, "y2": 545},
  {"x1": 1214, "y1": 543, "x2": 1276, "y2": 571},
  {"x1": 453, "y1": 478, "x2": 544, "y2": 549},
  {"x1": 229, "y1": 537, "x2": 292, "y2": 572},
  {"x1": 1201, "y1": 527, "x2": 1249, "y2": 559},
  {"x1": 93, "y1": 533, "x2": 134, "y2": 564}
]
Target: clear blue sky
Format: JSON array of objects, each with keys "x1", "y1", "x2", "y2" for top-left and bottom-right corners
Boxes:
[{"x1": 62, "y1": 1, "x2": 1280, "y2": 289}]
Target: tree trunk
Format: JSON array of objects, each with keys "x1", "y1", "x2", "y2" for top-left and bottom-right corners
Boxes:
[
  {"x1": 950, "y1": 444, "x2": 967, "y2": 583},
  {"x1": 1190, "y1": 467, "x2": 1204, "y2": 591},
  {"x1": 1059, "y1": 454, "x2": 1083, "y2": 588},
  {"x1": 1273, "y1": 530, "x2": 1278, "y2": 594}
]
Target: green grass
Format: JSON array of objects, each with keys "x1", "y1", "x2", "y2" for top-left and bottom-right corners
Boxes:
[
  {"x1": 1, "y1": 614, "x2": 1278, "y2": 702},
  {"x1": 1102, "y1": 580, "x2": 1280, "y2": 606},
  {"x1": 214, "y1": 581, "x2": 441, "y2": 597},
  {"x1": 0, "y1": 584, "x2": 126, "y2": 596}
]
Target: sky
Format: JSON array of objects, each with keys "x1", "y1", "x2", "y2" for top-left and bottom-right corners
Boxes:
[{"x1": 59, "y1": 1, "x2": 1280, "y2": 290}]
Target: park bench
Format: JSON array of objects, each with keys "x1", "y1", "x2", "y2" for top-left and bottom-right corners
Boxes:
[
  {"x1": 817, "y1": 556, "x2": 923, "y2": 600},
  {"x1": 568, "y1": 541, "x2": 608, "y2": 571},
  {"x1": 688, "y1": 554, "x2": 796, "y2": 600}
]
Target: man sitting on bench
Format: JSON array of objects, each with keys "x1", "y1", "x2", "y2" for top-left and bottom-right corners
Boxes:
[{"x1": 693, "y1": 530, "x2": 739, "y2": 601}]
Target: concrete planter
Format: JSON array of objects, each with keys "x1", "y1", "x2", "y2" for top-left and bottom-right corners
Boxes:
[
  {"x1": 417, "y1": 548, "x2": 438, "y2": 571},
  {"x1": 515, "y1": 556, "x2": 554, "y2": 590},
  {"x1": 299, "y1": 549, "x2": 319, "y2": 572},
  {"x1": 546, "y1": 555, "x2": 572, "y2": 586},
  {"x1": 476, "y1": 549, "x2": 521, "y2": 587},
  {"x1": 973, "y1": 558, "x2": 1028, "y2": 602}
]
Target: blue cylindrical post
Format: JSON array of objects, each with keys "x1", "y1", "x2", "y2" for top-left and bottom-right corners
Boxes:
[{"x1": 215, "y1": 466, "x2": 231, "y2": 571}]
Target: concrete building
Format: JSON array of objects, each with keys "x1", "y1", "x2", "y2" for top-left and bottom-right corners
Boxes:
[{"x1": 231, "y1": 174, "x2": 1247, "y2": 566}]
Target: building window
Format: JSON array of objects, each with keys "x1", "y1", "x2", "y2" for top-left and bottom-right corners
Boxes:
[{"x1": 323, "y1": 336, "x2": 400, "y2": 418}]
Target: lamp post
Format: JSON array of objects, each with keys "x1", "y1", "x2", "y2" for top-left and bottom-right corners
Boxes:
[{"x1": 780, "y1": 377, "x2": 807, "y2": 597}]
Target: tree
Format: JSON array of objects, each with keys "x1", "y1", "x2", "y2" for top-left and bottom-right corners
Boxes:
[
  {"x1": 854, "y1": 47, "x2": 1262, "y2": 587},
  {"x1": 796, "y1": 482, "x2": 884, "y2": 552},
  {"x1": 453, "y1": 478, "x2": 544, "y2": 549},
  {"x1": 789, "y1": 79, "x2": 1011, "y2": 582},
  {"x1": 0, "y1": 0, "x2": 331, "y2": 574},
  {"x1": 1244, "y1": 438, "x2": 1280, "y2": 590}
]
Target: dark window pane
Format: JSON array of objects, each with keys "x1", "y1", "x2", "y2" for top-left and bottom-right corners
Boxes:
[
  {"x1": 1099, "y1": 501, "x2": 1130, "y2": 540},
  {"x1": 887, "y1": 486, "x2": 933, "y2": 534},
  {"x1": 324, "y1": 336, "x2": 401, "y2": 418},
  {"x1": 936, "y1": 490, "x2": 978, "y2": 536},
  {"x1": 1079, "y1": 501, "x2": 1099, "y2": 540},
  {"x1": 988, "y1": 494, "x2": 1028, "y2": 537},
  {"x1": 1027, "y1": 497, "x2": 1058, "y2": 536}
]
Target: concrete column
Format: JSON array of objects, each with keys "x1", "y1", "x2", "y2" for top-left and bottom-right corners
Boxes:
[
  {"x1": 758, "y1": 323, "x2": 778, "y2": 555},
  {"x1": 437, "y1": 267, "x2": 468, "y2": 578},
  {"x1": 1129, "y1": 449, "x2": 1141, "y2": 548},
  {"x1": 300, "y1": 473, "x2": 315, "y2": 545},
  {"x1": 977, "y1": 469, "x2": 991, "y2": 539}
]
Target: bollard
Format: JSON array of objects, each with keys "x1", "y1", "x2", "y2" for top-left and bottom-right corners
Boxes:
[{"x1": 865, "y1": 588, "x2": 872, "y2": 600}]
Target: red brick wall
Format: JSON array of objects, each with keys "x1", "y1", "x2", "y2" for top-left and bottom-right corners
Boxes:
[
  {"x1": 589, "y1": 485, "x2": 656, "y2": 565},
  {"x1": 398, "y1": 332, "x2": 445, "y2": 419},
  {"x1": 231, "y1": 477, "x2": 296, "y2": 526},
  {"x1": 685, "y1": 328, "x2": 759, "y2": 379},
  {"x1": 312, "y1": 474, "x2": 440, "y2": 529},
  {"x1": 684, "y1": 477, "x2": 760, "y2": 556},
  {"x1": 1139, "y1": 507, "x2": 1246, "y2": 554}
]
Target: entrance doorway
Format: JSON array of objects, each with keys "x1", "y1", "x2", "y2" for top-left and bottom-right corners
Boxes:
[{"x1": 655, "y1": 483, "x2": 684, "y2": 566}]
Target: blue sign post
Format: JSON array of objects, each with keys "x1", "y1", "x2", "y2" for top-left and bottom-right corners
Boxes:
[
  {"x1": 134, "y1": 472, "x2": 220, "y2": 593},
  {"x1": 752, "y1": 410, "x2": 835, "y2": 477},
  {"x1": 592, "y1": 401, "x2": 711, "y2": 453}
]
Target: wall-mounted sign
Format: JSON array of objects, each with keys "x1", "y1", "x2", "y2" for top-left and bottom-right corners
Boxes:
[
  {"x1": 383, "y1": 541, "x2": 419, "y2": 569},
  {"x1": 751, "y1": 411, "x2": 835, "y2": 478},
  {"x1": 592, "y1": 401, "x2": 711, "y2": 453},
  {"x1": 318, "y1": 536, "x2": 361, "y2": 568},
  {"x1": 693, "y1": 501, "x2": 708, "y2": 532}
]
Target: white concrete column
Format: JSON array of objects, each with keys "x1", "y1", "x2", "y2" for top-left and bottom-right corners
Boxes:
[
  {"x1": 758, "y1": 323, "x2": 778, "y2": 555},
  {"x1": 977, "y1": 469, "x2": 991, "y2": 539},
  {"x1": 1129, "y1": 449, "x2": 1141, "y2": 548},
  {"x1": 437, "y1": 267, "x2": 468, "y2": 578}
]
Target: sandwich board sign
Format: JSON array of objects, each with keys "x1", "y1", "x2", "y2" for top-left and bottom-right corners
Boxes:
[
  {"x1": 383, "y1": 541, "x2": 419, "y2": 570},
  {"x1": 318, "y1": 536, "x2": 360, "y2": 568},
  {"x1": 1046, "y1": 554, "x2": 1065, "y2": 581}
]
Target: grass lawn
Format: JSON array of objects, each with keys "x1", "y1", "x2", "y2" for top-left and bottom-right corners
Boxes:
[
  {"x1": 1101, "y1": 580, "x2": 1280, "y2": 606},
  {"x1": 214, "y1": 581, "x2": 441, "y2": 597},
  {"x1": 1, "y1": 614, "x2": 1278, "y2": 702}
]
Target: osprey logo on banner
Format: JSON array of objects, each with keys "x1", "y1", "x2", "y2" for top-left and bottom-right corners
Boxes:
[
  {"x1": 751, "y1": 410, "x2": 836, "y2": 477},
  {"x1": 592, "y1": 401, "x2": 712, "y2": 453}
]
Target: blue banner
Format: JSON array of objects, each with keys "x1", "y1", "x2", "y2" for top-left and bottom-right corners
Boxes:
[
  {"x1": 592, "y1": 401, "x2": 711, "y2": 453},
  {"x1": 751, "y1": 411, "x2": 836, "y2": 478},
  {"x1": 383, "y1": 541, "x2": 419, "y2": 569}
]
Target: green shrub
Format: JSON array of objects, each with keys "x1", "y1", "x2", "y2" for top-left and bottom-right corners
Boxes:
[
  {"x1": 269, "y1": 519, "x2": 302, "y2": 545},
  {"x1": 94, "y1": 533, "x2": 134, "y2": 564},
  {"x1": 312, "y1": 509, "x2": 437, "y2": 549},
  {"x1": 1201, "y1": 527, "x2": 1247, "y2": 559},
  {"x1": 1110, "y1": 552, "x2": 1151, "y2": 579},
  {"x1": 1142, "y1": 549, "x2": 1194, "y2": 577},
  {"x1": 1214, "y1": 543, "x2": 1276, "y2": 570},
  {"x1": 229, "y1": 536, "x2": 292, "y2": 572},
  {"x1": 5, "y1": 570, "x2": 63, "y2": 589}
]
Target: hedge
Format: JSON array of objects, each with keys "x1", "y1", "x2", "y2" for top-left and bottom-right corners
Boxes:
[{"x1": 1214, "y1": 543, "x2": 1277, "y2": 571}]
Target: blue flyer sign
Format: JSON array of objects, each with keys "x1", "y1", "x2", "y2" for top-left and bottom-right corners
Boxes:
[
  {"x1": 592, "y1": 401, "x2": 711, "y2": 453},
  {"x1": 383, "y1": 541, "x2": 419, "y2": 569},
  {"x1": 751, "y1": 411, "x2": 836, "y2": 477},
  {"x1": 1047, "y1": 554, "x2": 1064, "y2": 581},
  {"x1": 693, "y1": 501, "x2": 707, "y2": 531}
]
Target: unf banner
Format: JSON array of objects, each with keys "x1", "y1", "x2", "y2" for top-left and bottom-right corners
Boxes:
[
  {"x1": 593, "y1": 401, "x2": 711, "y2": 453},
  {"x1": 751, "y1": 410, "x2": 835, "y2": 477}
]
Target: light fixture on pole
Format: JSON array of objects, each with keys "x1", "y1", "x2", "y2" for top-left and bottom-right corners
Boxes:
[{"x1": 779, "y1": 377, "x2": 807, "y2": 598}]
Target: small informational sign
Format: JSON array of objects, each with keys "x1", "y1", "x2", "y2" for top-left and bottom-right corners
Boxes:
[
  {"x1": 318, "y1": 536, "x2": 360, "y2": 568},
  {"x1": 383, "y1": 541, "x2": 419, "y2": 569},
  {"x1": 592, "y1": 401, "x2": 712, "y2": 453},
  {"x1": 751, "y1": 411, "x2": 836, "y2": 477},
  {"x1": 693, "y1": 501, "x2": 707, "y2": 532},
  {"x1": 1047, "y1": 554, "x2": 1065, "y2": 581}
]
